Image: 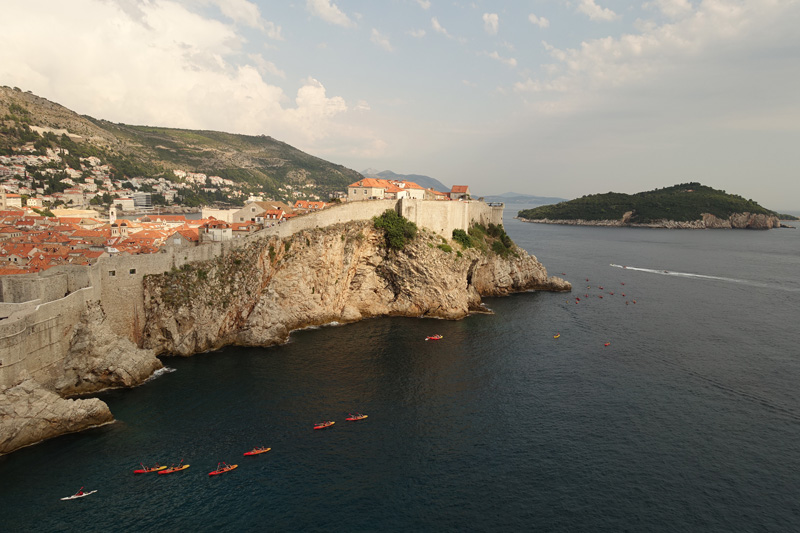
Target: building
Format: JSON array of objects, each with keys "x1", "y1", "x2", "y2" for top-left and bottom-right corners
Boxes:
[
  {"x1": 348, "y1": 178, "x2": 427, "y2": 201},
  {"x1": 450, "y1": 185, "x2": 471, "y2": 200},
  {"x1": 133, "y1": 192, "x2": 153, "y2": 212}
]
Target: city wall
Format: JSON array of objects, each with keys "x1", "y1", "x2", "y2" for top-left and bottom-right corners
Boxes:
[{"x1": 0, "y1": 200, "x2": 503, "y2": 389}]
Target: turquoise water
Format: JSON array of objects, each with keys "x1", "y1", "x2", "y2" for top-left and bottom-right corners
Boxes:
[{"x1": 1, "y1": 209, "x2": 799, "y2": 531}]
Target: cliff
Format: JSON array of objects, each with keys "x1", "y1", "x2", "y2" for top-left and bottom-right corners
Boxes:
[
  {"x1": 519, "y1": 211, "x2": 783, "y2": 229},
  {"x1": 142, "y1": 221, "x2": 569, "y2": 356},
  {"x1": 1, "y1": 217, "x2": 569, "y2": 455}
]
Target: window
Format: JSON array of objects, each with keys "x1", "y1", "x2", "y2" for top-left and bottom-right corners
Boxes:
[
  {"x1": 129, "y1": 268, "x2": 136, "y2": 274},
  {"x1": 109, "y1": 270, "x2": 116, "y2": 277}
]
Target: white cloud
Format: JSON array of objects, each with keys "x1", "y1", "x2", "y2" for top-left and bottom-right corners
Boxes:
[
  {"x1": 207, "y1": 0, "x2": 282, "y2": 39},
  {"x1": 248, "y1": 53, "x2": 285, "y2": 79},
  {"x1": 306, "y1": 0, "x2": 355, "y2": 28},
  {"x1": 371, "y1": 29, "x2": 394, "y2": 51},
  {"x1": 485, "y1": 51, "x2": 517, "y2": 68},
  {"x1": 431, "y1": 17, "x2": 452, "y2": 38},
  {"x1": 577, "y1": 0, "x2": 620, "y2": 22},
  {"x1": 645, "y1": 0, "x2": 694, "y2": 19},
  {"x1": 416, "y1": 0, "x2": 431, "y2": 9},
  {"x1": 513, "y1": 0, "x2": 800, "y2": 128},
  {"x1": 482, "y1": 13, "x2": 499, "y2": 35},
  {"x1": 0, "y1": 0, "x2": 377, "y2": 154},
  {"x1": 529, "y1": 13, "x2": 550, "y2": 28},
  {"x1": 409, "y1": 28, "x2": 426, "y2": 38}
]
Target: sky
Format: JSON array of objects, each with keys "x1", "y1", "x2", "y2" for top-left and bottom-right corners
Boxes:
[{"x1": 1, "y1": 0, "x2": 799, "y2": 208}]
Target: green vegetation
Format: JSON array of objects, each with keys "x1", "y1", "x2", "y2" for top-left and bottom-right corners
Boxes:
[
  {"x1": 518, "y1": 183, "x2": 777, "y2": 223},
  {"x1": 777, "y1": 213, "x2": 799, "y2": 221},
  {"x1": 373, "y1": 210, "x2": 418, "y2": 250},
  {"x1": 437, "y1": 243, "x2": 452, "y2": 253}
]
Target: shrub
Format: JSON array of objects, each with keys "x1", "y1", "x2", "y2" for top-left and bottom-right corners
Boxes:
[
  {"x1": 373, "y1": 210, "x2": 418, "y2": 250},
  {"x1": 437, "y1": 243, "x2": 452, "y2": 253},
  {"x1": 452, "y1": 229, "x2": 472, "y2": 248}
]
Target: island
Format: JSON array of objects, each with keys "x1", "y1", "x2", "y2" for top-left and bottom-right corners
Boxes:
[{"x1": 517, "y1": 183, "x2": 788, "y2": 229}]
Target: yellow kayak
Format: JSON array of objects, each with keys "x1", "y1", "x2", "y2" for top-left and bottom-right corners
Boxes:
[{"x1": 158, "y1": 464, "x2": 190, "y2": 475}]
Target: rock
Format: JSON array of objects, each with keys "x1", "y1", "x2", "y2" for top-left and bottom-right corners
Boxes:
[
  {"x1": 55, "y1": 302, "x2": 162, "y2": 396},
  {"x1": 0, "y1": 379, "x2": 113, "y2": 455}
]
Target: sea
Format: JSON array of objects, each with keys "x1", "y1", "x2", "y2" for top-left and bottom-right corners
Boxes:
[{"x1": 1, "y1": 205, "x2": 799, "y2": 532}]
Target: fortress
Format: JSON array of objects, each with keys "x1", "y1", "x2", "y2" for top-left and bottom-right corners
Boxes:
[{"x1": 0, "y1": 199, "x2": 504, "y2": 391}]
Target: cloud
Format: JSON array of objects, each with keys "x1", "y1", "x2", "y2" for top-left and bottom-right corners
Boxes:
[
  {"x1": 371, "y1": 29, "x2": 394, "y2": 51},
  {"x1": 484, "y1": 51, "x2": 517, "y2": 68},
  {"x1": 416, "y1": 0, "x2": 431, "y2": 9},
  {"x1": 247, "y1": 53, "x2": 286, "y2": 79},
  {"x1": 306, "y1": 0, "x2": 355, "y2": 28},
  {"x1": 408, "y1": 28, "x2": 426, "y2": 38},
  {"x1": 512, "y1": 0, "x2": 800, "y2": 130},
  {"x1": 482, "y1": 13, "x2": 499, "y2": 35},
  {"x1": 0, "y1": 0, "x2": 378, "y2": 155},
  {"x1": 577, "y1": 0, "x2": 620, "y2": 22},
  {"x1": 644, "y1": 0, "x2": 694, "y2": 19},
  {"x1": 207, "y1": 0, "x2": 282, "y2": 39},
  {"x1": 431, "y1": 17, "x2": 452, "y2": 38},
  {"x1": 529, "y1": 13, "x2": 550, "y2": 29}
]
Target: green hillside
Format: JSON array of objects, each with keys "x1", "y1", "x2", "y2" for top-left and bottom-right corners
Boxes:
[
  {"x1": 0, "y1": 86, "x2": 361, "y2": 204},
  {"x1": 518, "y1": 183, "x2": 777, "y2": 223}
]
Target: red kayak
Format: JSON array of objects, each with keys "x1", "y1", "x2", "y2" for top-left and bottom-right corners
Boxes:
[
  {"x1": 133, "y1": 464, "x2": 166, "y2": 474},
  {"x1": 425, "y1": 335, "x2": 443, "y2": 341},
  {"x1": 243, "y1": 447, "x2": 271, "y2": 456},
  {"x1": 346, "y1": 413, "x2": 368, "y2": 421},
  {"x1": 209, "y1": 462, "x2": 238, "y2": 476},
  {"x1": 314, "y1": 421, "x2": 335, "y2": 430}
]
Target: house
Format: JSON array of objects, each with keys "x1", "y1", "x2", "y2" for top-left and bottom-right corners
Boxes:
[
  {"x1": 200, "y1": 220, "x2": 232, "y2": 242},
  {"x1": 114, "y1": 198, "x2": 136, "y2": 211},
  {"x1": 4, "y1": 193, "x2": 23, "y2": 208},
  {"x1": 294, "y1": 200, "x2": 328, "y2": 212},
  {"x1": 230, "y1": 201, "x2": 294, "y2": 223},
  {"x1": 347, "y1": 178, "x2": 427, "y2": 201},
  {"x1": 163, "y1": 228, "x2": 200, "y2": 248},
  {"x1": 231, "y1": 222, "x2": 262, "y2": 238},
  {"x1": 449, "y1": 185, "x2": 471, "y2": 200},
  {"x1": 348, "y1": 178, "x2": 388, "y2": 201}
]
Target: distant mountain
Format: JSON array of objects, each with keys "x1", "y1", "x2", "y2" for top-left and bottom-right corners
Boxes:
[
  {"x1": 360, "y1": 169, "x2": 449, "y2": 193},
  {"x1": 481, "y1": 192, "x2": 568, "y2": 205},
  {"x1": 0, "y1": 86, "x2": 362, "y2": 202}
]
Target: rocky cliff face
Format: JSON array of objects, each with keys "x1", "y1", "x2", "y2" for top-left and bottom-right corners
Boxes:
[
  {"x1": 56, "y1": 302, "x2": 163, "y2": 396},
  {"x1": 0, "y1": 378, "x2": 114, "y2": 454},
  {"x1": 0, "y1": 302, "x2": 161, "y2": 455},
  {"x1": 519, "y1": 212, "x2": 782, "y2": 229},
  {"x1": 142, "y1": 222, "x2": 570, "y2": 356}
]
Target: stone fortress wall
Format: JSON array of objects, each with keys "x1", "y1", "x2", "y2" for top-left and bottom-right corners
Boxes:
[{"x1": 0, "y1": 199, "x2": 503, "y2": 389}]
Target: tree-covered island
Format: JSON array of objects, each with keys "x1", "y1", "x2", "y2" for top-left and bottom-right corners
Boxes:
[{"x1": 518, "y1": 183, "x2": 793, "y2": 229}]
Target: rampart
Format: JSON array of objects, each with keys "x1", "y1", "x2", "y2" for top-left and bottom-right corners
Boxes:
[{"x1": 0, "y1": 200, "x2": 503, "y2": 389}]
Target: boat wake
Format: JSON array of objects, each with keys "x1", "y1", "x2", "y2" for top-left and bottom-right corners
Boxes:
[{"x1": 610, "y1": 264, "x2": 799, "y2": 292}]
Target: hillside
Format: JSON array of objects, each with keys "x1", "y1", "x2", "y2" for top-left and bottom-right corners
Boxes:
[
  {"x1": 518, "y1": 183, "x2": 778, "y2": 224},
  {"x1": 0, "y1": 86, "x2": 362, "y2": 204}
]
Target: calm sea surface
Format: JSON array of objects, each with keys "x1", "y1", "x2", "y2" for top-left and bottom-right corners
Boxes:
[{"x1": 2, "y1": 206, "x2": 799, "y2": 532}]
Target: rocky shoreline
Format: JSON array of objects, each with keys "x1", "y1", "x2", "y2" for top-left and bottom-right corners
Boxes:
[
  {"x1": 1, "y1": 221, "x2": 570, "y2": 455},
  {"x1": 517, "y1": 211, "x2": 783, "y2": 229}
]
